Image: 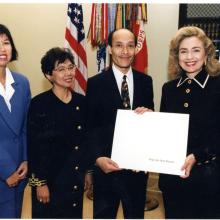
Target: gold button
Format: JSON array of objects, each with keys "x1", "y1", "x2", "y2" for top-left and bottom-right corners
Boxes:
[
  {"x1": 75, "y1": 166, "x2": 79, "y2": 170},
  {"x1": 186, "y1": 89, "x2": 190, "y2": 94},
  {"x1": 188, "y1": 79, "x2": 192, "y2": 84},
  {"x1": 76, "y1": 106, "x2": 80, "y2": 111},
  {"x1": 184, "y1": 102, "x2": 189, "y2": 108},
  {"x1": 77, "y1": 125, "x2": 82, "y2": 130},
  {"x1": 74, "y1": 146, "x2": 79, "y2": 150},
  {"x1": 73, "y1": 203, "x2": 77, "y2": 207}
]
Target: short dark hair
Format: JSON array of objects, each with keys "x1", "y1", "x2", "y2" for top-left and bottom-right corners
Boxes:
[
  {"x1": 41, "y1": 47, "x2": 75, "y2": 76},
  {"x1": 0, "y1": 24, "x2": 18, "y2": 61},
  {"x1": 108, "y1": 28, "x2": 137, "y2": 47}
]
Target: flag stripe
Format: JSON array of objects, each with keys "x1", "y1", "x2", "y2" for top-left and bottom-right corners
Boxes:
[
  {"x1": 75, "y1": 68, "x2": 87, "y2": 92},
  {"x1": 65, "y1": 28, "x2": 87, "y2": 68},
  {"x1": 74, "y1": 80, "x2": 85, "y2": 95},
  {"x1": 65, "y1": 41, "x2": 88, "y2": 77}
]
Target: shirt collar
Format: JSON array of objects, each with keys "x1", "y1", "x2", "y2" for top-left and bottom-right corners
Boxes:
[
  {"x1": 0, "y1": 68, "x2": 15, "y2": 112},
  {"x1": 6, "y1": 68, "x2": 15, "y2": 86},
  {"x1": 112, "y1": 63, "x2": 133, "y2": 82},
  {"x1": 177, "y1": 69, "x2": 209, "y2": 89}
]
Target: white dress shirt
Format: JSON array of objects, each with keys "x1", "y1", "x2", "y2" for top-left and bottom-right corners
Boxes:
[
  {"x1": 112, "y1": 63, "x2": 134, "y2": 108},
  {"x1": 0, "y1": 68, "x2": 15, "y2": 112}
]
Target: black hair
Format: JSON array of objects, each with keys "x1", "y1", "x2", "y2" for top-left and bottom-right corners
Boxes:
[
  {"x1": 108, "y1": 28, "x2": 137, "y2": 47},
  {"x1": 41, "y1": 47, "x2": 75, "y2": 76},
  {"x1": 0, "y1": 24, "x2": 18, "y2": 61}
]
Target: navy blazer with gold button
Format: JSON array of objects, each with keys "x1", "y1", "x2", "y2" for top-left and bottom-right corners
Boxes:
[{"x1": 160, "y1": 69, "x2": 220, "y2": 162}]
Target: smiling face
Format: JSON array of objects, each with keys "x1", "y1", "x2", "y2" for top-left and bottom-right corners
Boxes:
[
  {"x1": 108, "y1": 29, "x2": 136, "y2": 74},
  {"x1": 46, "y1": 59, "x2": 76, "y2": 89},
  {"x1": 0, "y1": 34, "x2": 12, "y2": 68},
  {"x1": 178, "y1": 36, "x2": 207, "y2": 78}
]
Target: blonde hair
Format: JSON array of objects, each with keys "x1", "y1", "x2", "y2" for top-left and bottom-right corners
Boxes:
[{"x1": 168, "y1": 26, "x2": 220, "y2": 78}]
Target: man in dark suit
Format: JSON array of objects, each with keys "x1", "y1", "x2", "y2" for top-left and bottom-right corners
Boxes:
[{"x1": 86, "y1": 28, "x2": 154, "y2": 219}]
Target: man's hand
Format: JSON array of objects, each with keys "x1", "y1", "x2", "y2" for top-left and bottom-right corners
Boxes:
[
  {"x1": 180, "y1": 154, "x2": 196, "y2": 178},
  {"x1": 134, "y1": 107, "x2": 153, "y2": 114},
  {"x1": 36, "y1": 185, "x2": 50, "y2": 204},
  {"x1": 96, "y1": 157, "x2": 121, "y2": 173}
]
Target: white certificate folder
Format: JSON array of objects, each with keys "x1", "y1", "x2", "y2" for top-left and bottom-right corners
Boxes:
[{"x1": 111, "y1": 110, "x2": 189, "y2": 176}]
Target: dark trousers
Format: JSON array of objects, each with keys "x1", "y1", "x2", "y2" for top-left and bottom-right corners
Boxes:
[{"x1": 93, "y1": 169, "x2": 147, "y2": 219}]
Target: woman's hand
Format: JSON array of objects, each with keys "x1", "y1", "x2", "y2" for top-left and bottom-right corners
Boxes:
[
  {"x1": 17, "y1": 161, "x2": 28, "y2": 180},
  {"x1": 36, "y1": 185, "x2": 50, "y2": 204},
  {"x1": 180, "y1": 154, "x2": 196, "y2": 178},
  {"x1": 6, "y1": 161, "x2": 28, "y2": 187},
  {"x1": 6, "y1": 171, "x2": 20, "y2": 187}
]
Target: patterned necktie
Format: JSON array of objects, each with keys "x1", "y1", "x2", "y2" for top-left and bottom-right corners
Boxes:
[{"x1": 121, "y1": 75, "x2": 131, "y2": 109}]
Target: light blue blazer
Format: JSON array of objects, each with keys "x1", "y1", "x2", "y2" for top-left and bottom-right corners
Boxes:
[{"x1": 0, "y1": 71, "x2": 31, "y2": 203}]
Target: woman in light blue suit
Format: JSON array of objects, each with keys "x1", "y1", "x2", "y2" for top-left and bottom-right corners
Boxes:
[{"x1": 0, "y1": 24, "x2": 31, "y2": 218}]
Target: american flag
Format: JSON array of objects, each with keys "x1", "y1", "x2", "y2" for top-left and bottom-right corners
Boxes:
[{"x1": 65, "y1": 3, "x2": 87, "y2": 95}]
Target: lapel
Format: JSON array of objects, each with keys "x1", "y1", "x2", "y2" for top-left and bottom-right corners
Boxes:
[
  {"x1": 132, "y1": 69, "x2": 141, "y2": 109},
  {"x1": 0, "y1": 76, "x2": 24, "y2": 135},
  {"x1": 105, "y1": 68, "x2": 124, "y2": 109}
]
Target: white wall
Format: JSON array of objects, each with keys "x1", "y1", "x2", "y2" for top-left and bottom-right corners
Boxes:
[
  {"x1": 146, "y1": 4, "x2": 179, "y2": 110},
  {"x1": 0, "y1": 3, "x2": 179, "y2": 110}
]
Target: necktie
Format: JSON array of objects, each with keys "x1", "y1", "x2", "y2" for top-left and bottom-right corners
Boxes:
[{"x1": 121, "y1": 75, "x2": 131, "y2": 109}]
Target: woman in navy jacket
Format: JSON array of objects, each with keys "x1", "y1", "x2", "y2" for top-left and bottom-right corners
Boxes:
[
  {"x1": 0, "y1": 24, "x2": 31, "y2": 218},
  {"x1": 159, "y1": 26, "x2": 220, "y2": 218},
  {"x1": 28, "y1": 47, "x2": 88, "y2": 218}
]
